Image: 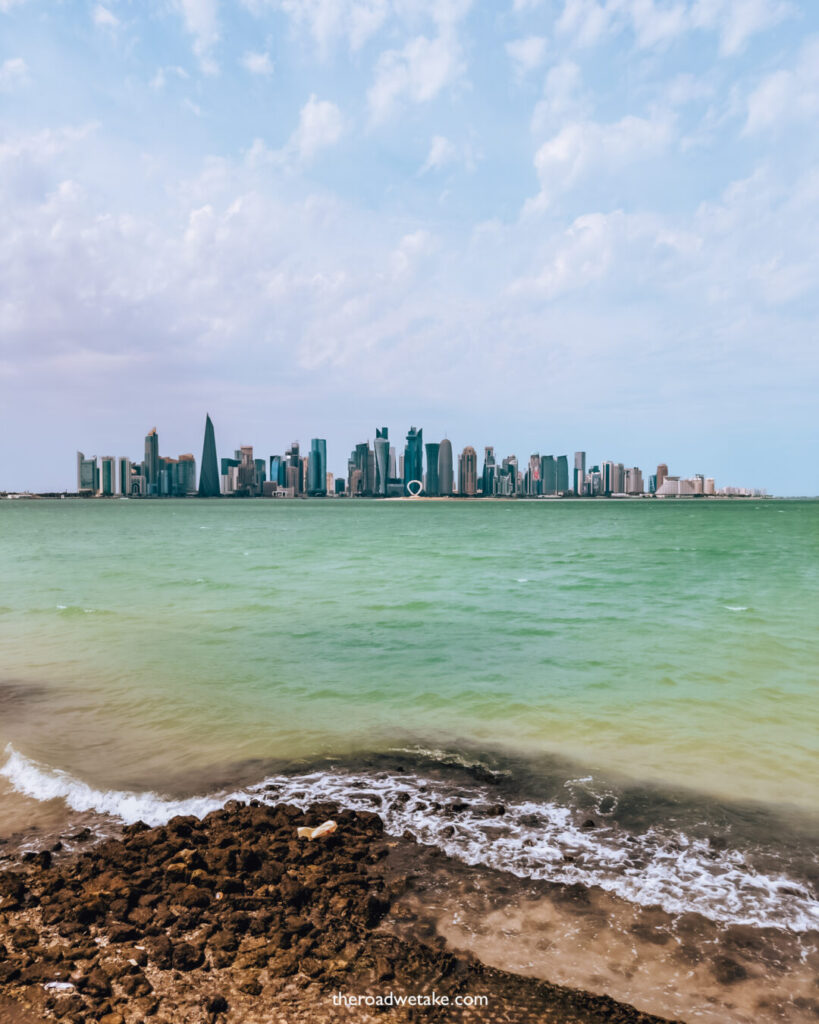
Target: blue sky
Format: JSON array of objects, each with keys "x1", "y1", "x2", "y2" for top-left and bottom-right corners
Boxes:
[{"x1": 1, "y1": 0, "x2": 817, "y2": 493}]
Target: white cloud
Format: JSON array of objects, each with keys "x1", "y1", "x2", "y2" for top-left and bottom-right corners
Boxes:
[
  {"x1": 531, "y1": 61, "x2": 587, "y2": 134},
  {"x1": 390, "y1": 228, "x2": 435, "y2": 278},
  {"x1": 241, "y1": 50, "x2": 274, "y2": 75},
  {"x1": 506, "y1": 35, "x2": 548, "y2": 76},
  {"x1": 368, "y1": 32, "x2": 464, "y2": 123},
  {"x1": 92, "y1": 4, "x2": 119, "y2": 28},
  {"x1": 420, "y1": 134, "x2": 457, "y2": 173},
  {"x1": 0, "y1": 0, "x2": 30, "y2": 10},
  {"x1": 243, "y1": 0, "x2": 389, "y2": 56},
  {"x1": 528, "y1": 114, "x2": 672, "y2": 210},
  {"x1": 0, "y1": 57, "x2": 28, "y2": 91},
  {"x1": 289, "y1": 94, "x2": 345, "y2": 161},
  {"x1": 744, "y1": 36, "x2": 819, "y2": 133},
  {"x1": 175, "y1": 0, "x2": 220, "y2": 74},
  {"x1": 150, "y1": 66, "x2": 190, "y2": 91},
  {"x1": 555, "y1": 0, "x2": 793, "y2": 54},
  {"x1": 692, "y1": 0, "x2": 793, "y2": 56}
]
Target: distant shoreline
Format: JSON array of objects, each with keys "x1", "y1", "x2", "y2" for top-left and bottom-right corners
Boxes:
[{"x1": 0, "y1": 493, "x2": 792, "y2": 501}]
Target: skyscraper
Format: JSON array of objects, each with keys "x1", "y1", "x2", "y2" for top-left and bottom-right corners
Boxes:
[
  {"x1": 100, "y1": 457, "x2": 115, "y2": 496},
  {"x1": 438, "y1": 439, "x2": 453, "y2": 496},
  {"x1": 556, "y1": 455, "x2": 569, "y2": 494},
  {"x1": 144, "y1": 428, "x2": 159, "y2": 495},
  {"x1": 198, "y1": 414, "x2": 220, "y2": 497},
  {"x1": 526, "y1": 454, "x2": 541, "y2": 495},
  {"x1": 482, "y1": 447, "x2": 496, "y2": 496},
  {"x1": 573, "y1": 451, "x2": 586, "y2": 496},
  {"x1": 541, "y1": 455, "x2": 557, "y2": 495},
  {"x1": 177, "y1": 454, "x2": 197, "y2": 495},
  {"x1": 118, "y1": 457, "x2": 132, "y2": 496},
  {"x1": 308, "y1": 439, "x2": 327, "y2": 496},
  {"x1": 404, "y1": 427, "x2": 423, "y2": 495},
  {"x1": 374, "y1": 428, "x2": 389, "y2": 497},
  {"x1": 76, "y1": 452, "x2": 99, "y2": 493},
  {"x1": 458, "y1": 446, "x2": 478, "y2": 496},
  {"x1": 424, "y1": 442, "x2": 440, "y2": 496},
  {"x1": 656, "y1": 463, "x2": 669, "y2": 490},
  {"x1": 354, "y1": 442, "x2": 371, "y2": 495}
]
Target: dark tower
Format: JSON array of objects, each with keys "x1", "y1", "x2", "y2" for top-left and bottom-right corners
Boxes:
[
  {"x1": 424, "y1": 442, "x2": 440, "y2": 496},
  {"x1": 198, "y1": 414, "x2": 220, "y2": 497},
  {"x1": 403, "y1": 426, "x2": 423, "y2": 495}
]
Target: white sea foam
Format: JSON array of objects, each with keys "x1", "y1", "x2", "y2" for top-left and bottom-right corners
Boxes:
[
  {"x1": 724, "y1": 605, "x2": 749, "y2": 612},
  {"x1": 2, "y1": 745, "x2": 817, "y2": 934},
  {"x1": 0, "y1": 745, "x2": 246, "y2": 828}
]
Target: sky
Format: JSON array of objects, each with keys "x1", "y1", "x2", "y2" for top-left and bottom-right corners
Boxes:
[{"x1": 1, "y1": 0, "x2": 817, "y2": 494}]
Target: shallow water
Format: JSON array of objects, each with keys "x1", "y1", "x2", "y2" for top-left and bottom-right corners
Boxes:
[{"x1": 0, "y1": 498, "x2": 817, "y2": 1018}]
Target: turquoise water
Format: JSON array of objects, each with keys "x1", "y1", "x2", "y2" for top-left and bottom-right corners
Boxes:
[
  {"x1": 0, "y1": 498, "x2": 816, "y2": 807},
  {"x1": 1, "y1": 498, "x2": 818, "y2": 940}
]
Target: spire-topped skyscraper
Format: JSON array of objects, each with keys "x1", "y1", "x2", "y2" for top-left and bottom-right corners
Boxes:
[{"x1": 198, "y1": 414, "x2": 220, "y2": 497}]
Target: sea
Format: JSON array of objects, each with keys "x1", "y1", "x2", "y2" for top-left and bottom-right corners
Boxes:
[{"x1": 0, "y1": 497, "x2": 817, "y2": 1022}]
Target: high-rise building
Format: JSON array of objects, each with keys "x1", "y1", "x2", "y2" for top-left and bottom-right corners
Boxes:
[
  {"x1": 118, "y1": 457, "x2": 131, "y2": 496},
  {"x1": 573, "y1": 451, "x2": 586, "y2": 496},
  {"x1": 198, "y1": 414, "x2": 220, "y2": 497},
  {"x1": 374, "y1": 428, "x2": 390, "y2": 497},
  {"x1": 502, "y1": 455, "x2": 520, "y2": 496},
  {"x1": 308, "y1": 439, "x2": 327, "y2": 496},
  {"x1": 221, "y1": 456, "x2": 240, "y2": 494},
  {"x1": 541, "y1": 455, "x2": 557, "y2": 495},
  {"x1": 76, "y1": 452, "x2": 99, "y2": 493},
  {"x1": 438, "y1": 439, "x2": 453, "y2": 496},
  {"x1": 556, "y1": 455, "x2": 569, "y2": 494},
  {"x1": 656, "y1": 464, "x2": 669, "y2": 490},
  {"x1": 100, "y1": 457, "x2": 115, "y2": 496},
  {"x1": 458, "y1": 446, "x2": 478, "y2": 496},
  {"x1": 424, "y1": 442, "x2": 440, "y2": 495},
  {"x1": 481, "y1": 447, "x2": 496, "y2": 497},
  {"x1": 625, "y1": 467, "x2": 644, "y2": 494},
  {"x1": 352, "y1": 442, "x2": 371, "y2": 495},
  {"x1": 177, "y1": 454, "x2": 197, "y2": 495},
  {"x1": 705, "y1": 477, "x2": 715, "y2": 495},
  {"x1": 284, "y1": 442, "x2": 302, "y2": 494},
  {"x1": 526, "y1": 454, "x2": 541, "y2": 495},
  {"x1": 404, "y1": 427, "x2": 423, "y2": 495},
  {"x1": 144, "y1": 429, "x2": 159, "y2": 495}
]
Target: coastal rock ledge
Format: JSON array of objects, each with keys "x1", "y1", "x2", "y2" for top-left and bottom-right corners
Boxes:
[{"x1": 0, "y1": 801, "x2": 683, "y2": 1023}]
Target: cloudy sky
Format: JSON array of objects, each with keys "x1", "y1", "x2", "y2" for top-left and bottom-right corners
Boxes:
[{"x1": 1, "y1": 0, "x2": 817, "y2": 494}]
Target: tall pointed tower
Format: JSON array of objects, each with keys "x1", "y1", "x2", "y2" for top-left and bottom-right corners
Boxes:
[{"x1": 198, "y1": 414, "x2": 220, "y2": 497}]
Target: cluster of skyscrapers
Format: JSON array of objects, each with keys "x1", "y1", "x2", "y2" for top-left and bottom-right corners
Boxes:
[{"x1": 75, "y1": 415, "x2": 763, "y2": 499}]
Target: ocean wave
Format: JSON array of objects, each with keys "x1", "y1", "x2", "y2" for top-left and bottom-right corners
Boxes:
[{"x1": 1, "y1": 744, "x2": 817, "y2": 934}]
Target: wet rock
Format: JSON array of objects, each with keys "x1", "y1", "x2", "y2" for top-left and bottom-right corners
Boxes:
[
  {"x1": 172, "y1": 941, "x2": 204, "y2": 972},
  {"x1": 107, "y1": 923, "x2": 140, "y2": 944},
  {"x1": 237, "y1": 972, "x2": 263, "y2": 995},
  {"x1": 205, "y1": 993, "x2": 229, "y2": 1015},
  {"x1": 83, "y1": 965, "x2": 112, "y2": 997},
  {"x1": 11, "y1": 925, "x2": 39, "y2": 949},
  {"x1": 146, "y1": 934, "x2": 174, "y2": 969},
  {"x1": 120, "y1": 969, "x2": 153, "y2": 997}
]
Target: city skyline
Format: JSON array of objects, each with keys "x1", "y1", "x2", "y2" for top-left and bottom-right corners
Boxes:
[
  {"x1": 62, "y1": 416, "x2": 766, "y2": 500},
  {"x1": 1, "y1": 3, "x2": 817, "y2": 497}
]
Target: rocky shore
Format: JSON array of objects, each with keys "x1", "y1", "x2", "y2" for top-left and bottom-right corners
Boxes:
[{"x1": 0, "y1": 800, "x2": 682, "y2": 1023}]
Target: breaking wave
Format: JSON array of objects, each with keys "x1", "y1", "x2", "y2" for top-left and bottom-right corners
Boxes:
[{"x1": 1, "y1": 743, "x2": 817, "y2": 934}]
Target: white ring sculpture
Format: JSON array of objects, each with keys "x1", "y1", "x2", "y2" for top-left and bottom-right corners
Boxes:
[{"x1": 406, "y1": 480, "x2": 424, "y2": 497}]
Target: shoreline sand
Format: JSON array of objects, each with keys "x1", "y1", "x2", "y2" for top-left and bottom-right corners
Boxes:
[{"x1": 0, "y1": 800, "x2": 683, "y2": 1024}]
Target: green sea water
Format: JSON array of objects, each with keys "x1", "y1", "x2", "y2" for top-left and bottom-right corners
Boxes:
[{"x1": 0, "y1": 497, "x2": 816, "y2": 810}]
